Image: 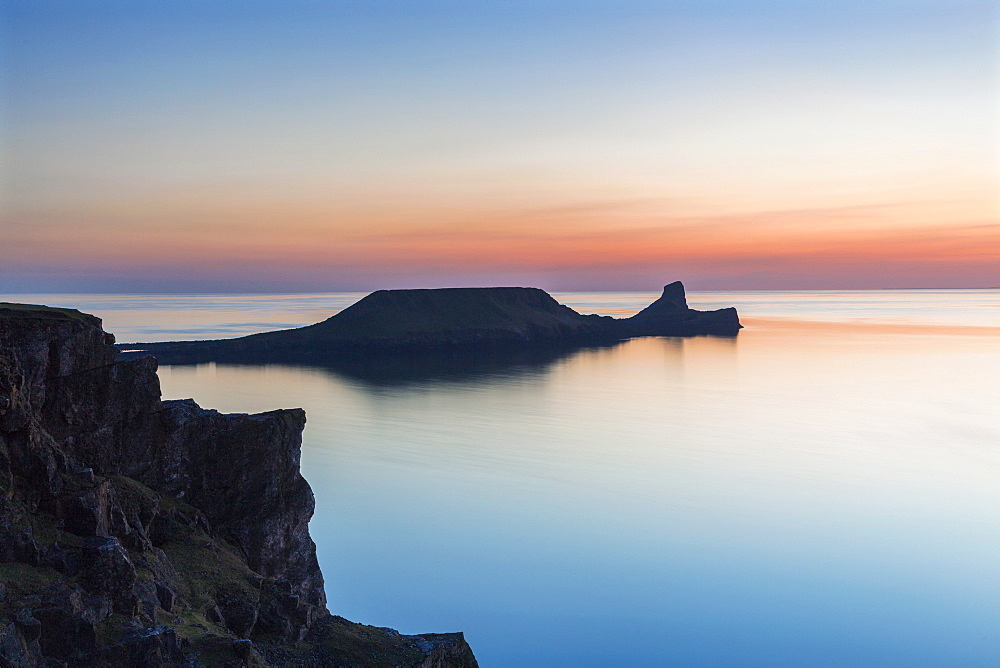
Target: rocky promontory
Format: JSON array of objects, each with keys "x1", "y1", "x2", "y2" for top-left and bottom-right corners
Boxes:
[
  {"x1": 0, "y1": 303, "x2": 477, "y2": 666},
  {"x1": 125, "y1": 281, "x2": 741, "y2": 364}
]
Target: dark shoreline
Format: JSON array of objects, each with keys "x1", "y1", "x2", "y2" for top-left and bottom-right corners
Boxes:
[{"x1": 121, "y1": 282, "x2": 742, "y2": 365}]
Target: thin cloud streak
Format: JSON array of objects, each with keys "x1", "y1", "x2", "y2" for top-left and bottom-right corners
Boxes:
[{"x1": 5, "y1": 209, "x2": 997, "y2": 291}]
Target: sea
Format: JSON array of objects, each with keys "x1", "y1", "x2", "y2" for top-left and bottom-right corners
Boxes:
[{"x1": 4, "y1": 289, "x2": 999, "y2": 666}]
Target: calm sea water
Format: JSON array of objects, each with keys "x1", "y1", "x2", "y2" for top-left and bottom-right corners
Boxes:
[{"x1": 5, "y1": 290, "x2": 1000, "y2": 666}]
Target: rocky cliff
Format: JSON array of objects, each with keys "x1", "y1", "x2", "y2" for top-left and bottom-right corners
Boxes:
[
  {"x1": 0, "y1": 303, "x2": 477, "y2": 667},
  {"x1": 125, "y1": 282, "x2": 741, "y2": 364},
  {"x1": 626, "y1": 281, "x2": 742, "y2": 336}
]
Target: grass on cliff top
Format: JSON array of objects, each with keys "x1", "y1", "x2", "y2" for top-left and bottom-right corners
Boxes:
[{"x1": 0, "y1": 302, "x2": 100, "y2": 325}]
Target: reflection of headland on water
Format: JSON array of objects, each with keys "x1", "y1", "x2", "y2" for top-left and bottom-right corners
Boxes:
[
  {"x1": 156, "y1": 333, "x2": 740, "y2": 389},
  {"x1": 163, "y1": 343, "x2": 614, "y2": 388}
]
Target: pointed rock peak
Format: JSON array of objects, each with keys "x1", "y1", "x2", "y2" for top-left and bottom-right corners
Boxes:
[
  {"x1": 660, "y1": 281, "x2": 688, "y2": 309},
  {"x1": 626, "y1": 281, "x2": 691, "y2": 324}
]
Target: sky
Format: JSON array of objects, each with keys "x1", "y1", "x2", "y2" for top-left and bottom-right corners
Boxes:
[{"x1": 1, "y1": 0, "x2": 997, "y2": 292}]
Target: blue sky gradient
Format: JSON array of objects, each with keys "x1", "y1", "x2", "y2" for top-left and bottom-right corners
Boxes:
[{"x1": 2, "y1": 0, "x2": 997, "y2": 291}]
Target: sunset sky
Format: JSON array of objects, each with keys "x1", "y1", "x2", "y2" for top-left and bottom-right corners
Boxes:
[{"x1": 2, "y1": 0, "x2": 997, "y2": 292}]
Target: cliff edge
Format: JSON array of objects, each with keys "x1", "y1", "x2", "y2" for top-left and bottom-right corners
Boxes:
[{"x1": 0, "y1": 304, "x2": 477, "y2": 666}]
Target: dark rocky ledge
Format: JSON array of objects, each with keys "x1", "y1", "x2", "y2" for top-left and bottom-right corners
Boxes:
[
  {"x1": 122, "y1": 281, "x2": 741, "y2": 364},
  {"x1": 0, "y1": 304, "x2": 478, "y2": 666}
]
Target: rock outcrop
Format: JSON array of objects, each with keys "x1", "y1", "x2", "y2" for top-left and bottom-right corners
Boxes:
[
  {"x1": 626, "y1": 281, "x2": 741, "y2": 336},
  {"x1": 125, "y1": 282, "x2": 741, "y2": 364},
  {"x1": 0, "y1": 303, "x2": 477, "y2": 667}
]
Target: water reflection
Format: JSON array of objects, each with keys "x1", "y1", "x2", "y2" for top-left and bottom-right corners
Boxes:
[
  {"x1": 155, "y1": 334, "x2": 741, "y2": 389},
  {"x1": 304, "y1": 343, "x2": 622, "y2": 387},
  {"x1": 144, "y1": 305, "x2": 1000, "y2": 667}
]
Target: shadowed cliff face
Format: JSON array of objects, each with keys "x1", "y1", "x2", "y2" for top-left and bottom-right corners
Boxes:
[
  {"x1": 124, "y1": 282, "x2": 741, "y2": 364},
  {"x1": 0, "y1": 304, "x2": 478, "y2": 666}
]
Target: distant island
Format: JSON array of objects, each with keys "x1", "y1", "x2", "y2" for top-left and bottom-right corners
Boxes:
[{"x1": 124, "y1": 281, "x2": 742, "y2": 364}]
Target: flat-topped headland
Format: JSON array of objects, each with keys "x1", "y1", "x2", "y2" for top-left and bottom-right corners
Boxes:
[
  {"x1": 0, "y1": 303, "x2": 477, "y2": 666},
  {"x1": 125, "y1": 281, "x2": 742, "y2": 364}
]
